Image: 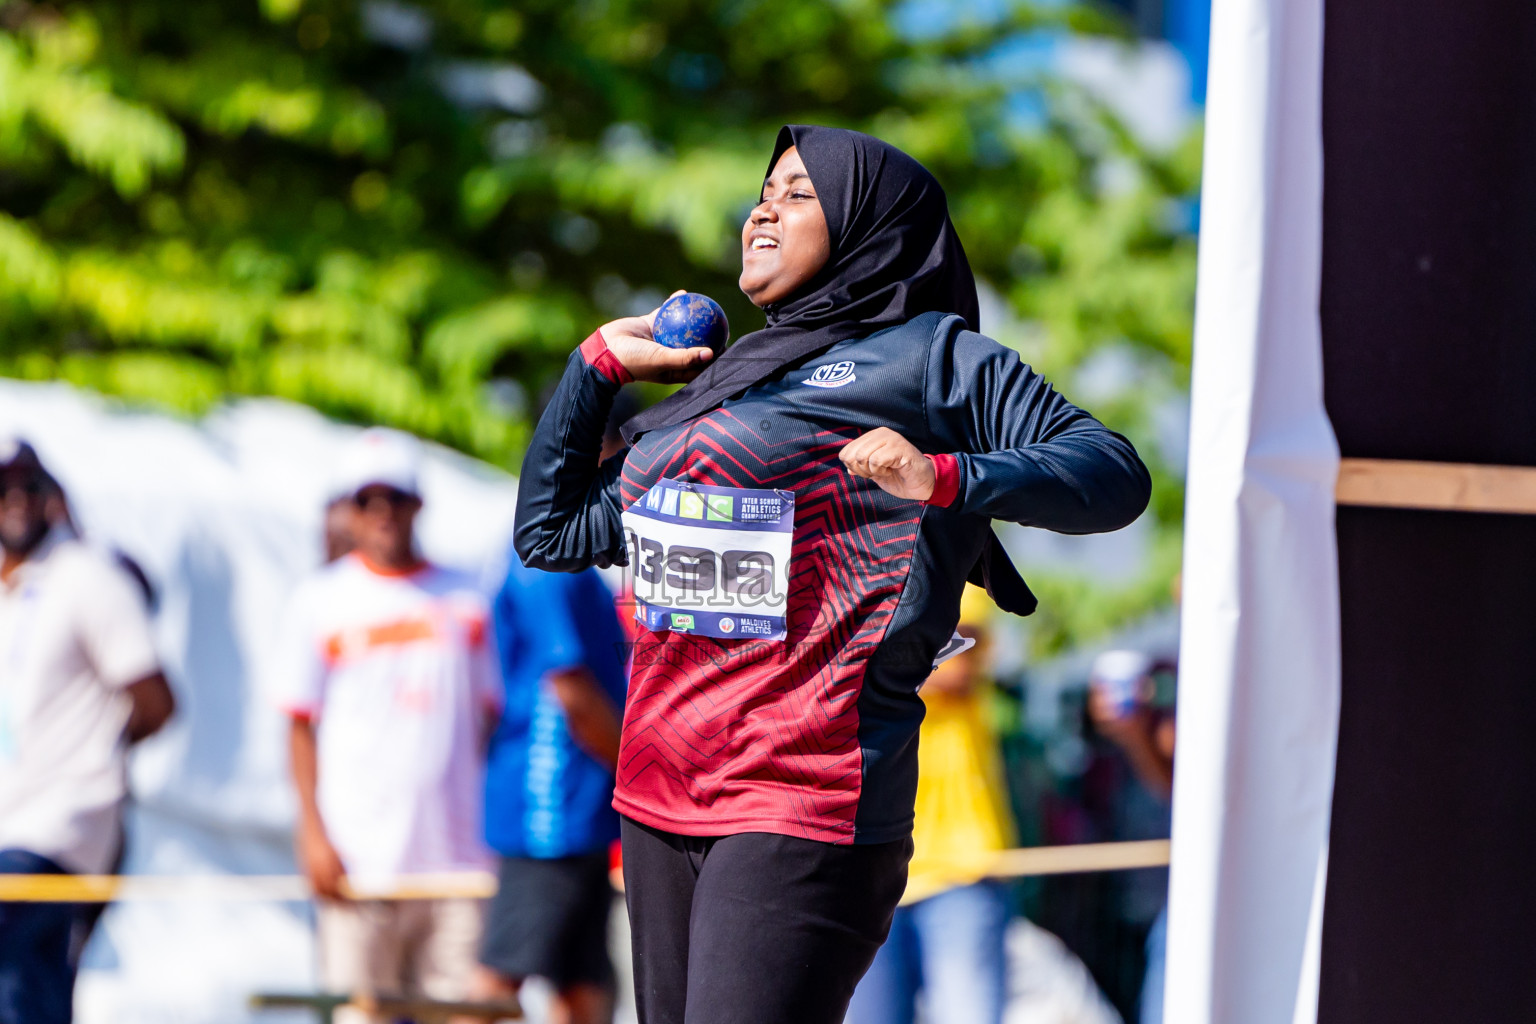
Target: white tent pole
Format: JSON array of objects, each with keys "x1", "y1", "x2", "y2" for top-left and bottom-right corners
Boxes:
[{"x1": 1164, "y1": 0, "x2": 1339, "y2": 1020}]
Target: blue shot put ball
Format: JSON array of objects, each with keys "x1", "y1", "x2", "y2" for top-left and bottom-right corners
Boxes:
[{"x1": 653, "y1": 293, "x2": 730, "y2": 354}]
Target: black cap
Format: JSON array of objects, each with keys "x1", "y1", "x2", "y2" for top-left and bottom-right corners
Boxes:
[{"x1": 0, "y1": 436, "x2": 41, "y2": 473}]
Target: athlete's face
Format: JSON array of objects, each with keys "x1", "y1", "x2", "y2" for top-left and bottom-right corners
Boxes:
[{"x1": 740, "y1": 147, "x2": 831, "y2": 308}]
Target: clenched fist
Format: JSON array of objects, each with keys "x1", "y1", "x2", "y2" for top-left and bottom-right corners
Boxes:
[
  {"x1": 599, "y1": 291, "x2": 714, "y2": 385},
  {"x1": 840, "y1": 427, "x2": 936, "y2": 501}
]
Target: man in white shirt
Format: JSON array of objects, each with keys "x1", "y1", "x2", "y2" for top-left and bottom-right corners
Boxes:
[
  {"x1": 273, "y1": 429, "x2": 499, "y2": 1022},
  {"x1": 0, "y1": 438, "x2": 175, "y2": 1024}
]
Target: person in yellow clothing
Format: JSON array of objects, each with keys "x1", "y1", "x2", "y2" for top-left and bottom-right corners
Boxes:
[{"x1": 846, "y1": 586, "x2": 1014, "y2": 1024}]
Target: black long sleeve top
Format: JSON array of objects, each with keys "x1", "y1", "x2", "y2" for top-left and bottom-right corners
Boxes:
[{"x1": 514, "y1": 312, "x2": 1150, "y2": 844}]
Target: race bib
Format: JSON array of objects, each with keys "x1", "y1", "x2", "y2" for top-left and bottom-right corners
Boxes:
[{"x1": 620, "y1": 480, "x2": 794, "y2": 641}]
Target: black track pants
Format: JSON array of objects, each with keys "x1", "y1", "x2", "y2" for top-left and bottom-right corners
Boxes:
[{"x1": 620, "y1": 817, "x2": 912, "y2": 1024}]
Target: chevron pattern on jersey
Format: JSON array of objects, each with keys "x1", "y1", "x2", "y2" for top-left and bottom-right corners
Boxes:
[{"x1": 614, "y1": 409, "x2": 921, "y2": 842}]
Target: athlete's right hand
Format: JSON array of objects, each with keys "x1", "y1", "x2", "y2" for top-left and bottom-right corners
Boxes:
[
  {"x1": 298, "y1": 818, "x2": 348, "y2": 901},
  {"x1": 598, "y1": 292, "x2": 714, "y2": 385}
]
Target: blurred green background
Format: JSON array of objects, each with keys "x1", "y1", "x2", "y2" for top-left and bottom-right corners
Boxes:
[{"x1": 0, "y1": 0, "x2": 1199, "y2": 653}]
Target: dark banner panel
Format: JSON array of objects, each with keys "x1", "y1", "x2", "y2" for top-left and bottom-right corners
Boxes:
[
  {"x1": 1321, "y1": 3, "x2": 1536, "y2": 464},
  {"x1": 1325, "y1": 508, "x2": 1536, "y2": 1021},
  {"x1": 1320, "y1": 2, "x2": 1536, "y2": 1021}
]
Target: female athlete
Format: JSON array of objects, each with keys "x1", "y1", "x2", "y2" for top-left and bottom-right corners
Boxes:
[{"x1": 514, "y1": 125, "x2": 1151, "y2": 1024}]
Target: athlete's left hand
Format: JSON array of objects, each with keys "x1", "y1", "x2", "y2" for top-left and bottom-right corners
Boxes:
[{"x1": 840, "y1": 428, "x2": 936, "y2": 501}]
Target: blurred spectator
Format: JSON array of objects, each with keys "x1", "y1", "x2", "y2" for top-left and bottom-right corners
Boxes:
[
  {"x1": 0, "y1": 437, "x2": 175, "y2": 1024},
  {"x1": 468, "y1": 403, "x2": 631, "y2": 1024},
  {"x1": 846, "y1": 585, "x2": 1014, "y2": 1024},
  {"x1": 1087, "y1": 651, "x2": 1175, "y2": 1024},
  {"x1": 271, "y1": 429, "x2": 500, "y2": 1024}
]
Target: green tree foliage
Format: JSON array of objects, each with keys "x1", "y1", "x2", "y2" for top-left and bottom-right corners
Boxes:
[{"x1": 0, "y1": 0, "x2": 1198, "y2": 652}]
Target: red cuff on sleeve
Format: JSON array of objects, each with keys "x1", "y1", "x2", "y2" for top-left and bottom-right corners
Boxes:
[
  {"x1": 924, "y1": 453, "x2": 960, "y2": 508},
  {"x1": 579, "y1": 330, "x2": 634, "y2": 385}
]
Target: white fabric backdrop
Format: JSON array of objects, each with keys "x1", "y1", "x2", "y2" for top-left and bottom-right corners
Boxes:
[
  {"x1": 1164, "y1": 0, "x2": 1340, "y2": 1022},
  {"x1": 0, "y1": 380, "x2": 520, "y2": 1023}
]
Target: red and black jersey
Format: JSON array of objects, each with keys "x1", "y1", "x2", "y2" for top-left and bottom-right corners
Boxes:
[{"x1": 515, "y1": 312, "x2": 1150, "y2": 844}]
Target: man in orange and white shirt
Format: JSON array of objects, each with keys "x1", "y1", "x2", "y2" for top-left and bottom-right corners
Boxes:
[{"x1": 271, "y1": 429, "x2": 499, "y2": 1020}]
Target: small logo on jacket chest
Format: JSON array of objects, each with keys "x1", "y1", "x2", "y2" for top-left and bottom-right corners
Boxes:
[{"x1": 803, "y1": 360, "x2": 857, "y2": 389}]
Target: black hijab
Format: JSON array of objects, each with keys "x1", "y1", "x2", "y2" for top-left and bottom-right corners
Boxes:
[
  {"x1": 620, "y1": 125, "x2": 981, "y2": 445},
  {"x1": 619, "y1": 125, "x2": 1036, "y2": 617}
]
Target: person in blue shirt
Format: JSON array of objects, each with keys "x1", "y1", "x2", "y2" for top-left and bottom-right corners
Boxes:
[{"x1": 473, "y1": 553, "x2": 629, "y2": 1024}]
